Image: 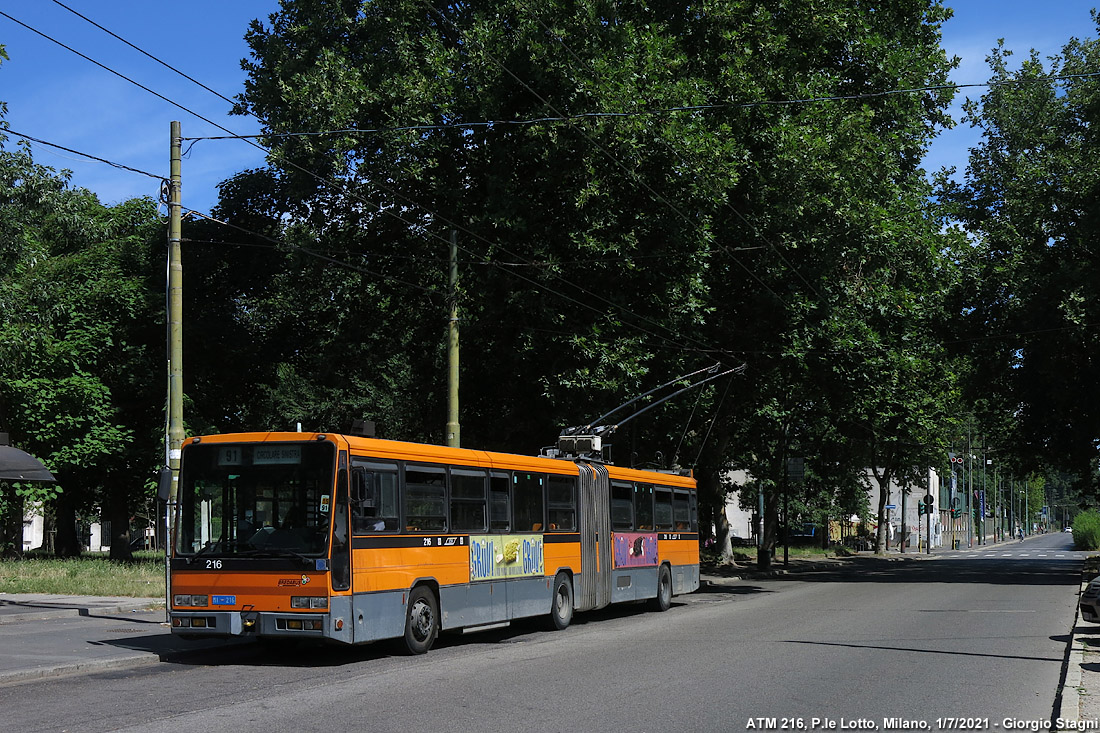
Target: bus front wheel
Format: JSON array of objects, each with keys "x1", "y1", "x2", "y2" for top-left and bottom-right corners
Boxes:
[
  {"x1": 403, "y1": 586, "x2": 439, "y2": 654},
  {"x1": 651, "y1": 564, "x2": 672, "y2": 612},
  {"x1": 549, "y1": 572, "x2": 574, "y2": 630}
]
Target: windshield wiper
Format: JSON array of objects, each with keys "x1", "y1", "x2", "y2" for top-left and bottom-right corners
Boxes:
[
  {"x1": 186, "y1": 538, "x2": 224, "y2": 564},
  {"x1": 229, "y1": 545, "x2": 314, "y2": 563}
]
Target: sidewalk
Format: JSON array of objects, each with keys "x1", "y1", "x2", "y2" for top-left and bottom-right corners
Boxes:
[
  {"x1": 0, "y1": 593, "x2": 246, "y2": 686},
  {"x1": 1062, "y1": 562, "x2": 1100, "y2": 727}
]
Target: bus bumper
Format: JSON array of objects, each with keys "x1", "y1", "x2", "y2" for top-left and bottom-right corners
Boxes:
[{"x1": 170, "y1": 610, "x2": 340, "y2": 640}]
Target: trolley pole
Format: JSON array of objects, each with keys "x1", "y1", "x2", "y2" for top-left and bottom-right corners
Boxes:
[
  {"x1": 445, "y1": 230, "x2": 461, "y2": 448},
  {"x1": 165, "y1": 120, "x2": 184, "y2": 616}
]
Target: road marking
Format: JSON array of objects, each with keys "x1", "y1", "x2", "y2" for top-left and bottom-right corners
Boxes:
[{"x1": 968, "y1": 609, "x2": 1036, "y2": 613}]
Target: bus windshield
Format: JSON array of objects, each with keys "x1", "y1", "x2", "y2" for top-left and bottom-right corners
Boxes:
[{"x1": 175, "y1": 441, "x2": 335, "y2": 558}]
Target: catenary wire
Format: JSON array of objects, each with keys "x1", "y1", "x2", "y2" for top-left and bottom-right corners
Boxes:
[
  {"x1": 48, "y1": 0, "x2": 239, "y2": 108},
  {"x1": 414, "y1": 0, "x2": 770, "y2": 351},
  {"x1": 0, "y1": 10, "x2": 239, "y2": 138},
  {"x1": 37, "y1": 5, "x2": 734, "y2": 364},
  {"x1": 180, "y1": 73, "x2": 1100, "y2": 143},
  {"x1": 1, "y1": 126, "x2": 166, "y2": 182},
  {"x1": 179, "y1": 206, "x2": 443, "y2": 297}
]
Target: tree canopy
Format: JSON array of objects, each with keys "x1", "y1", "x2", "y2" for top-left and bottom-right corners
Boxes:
[{"x1": 8, "y1": 2, "x2": 1100, "y2": 561}]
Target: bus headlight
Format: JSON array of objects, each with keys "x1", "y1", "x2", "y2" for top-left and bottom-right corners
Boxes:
[
  {"x1": 291, "y1": 596, "x2": 328, "y2": 609},
  {"x1": 173, "y1": 594, "x2": 208, "y2": 607}
]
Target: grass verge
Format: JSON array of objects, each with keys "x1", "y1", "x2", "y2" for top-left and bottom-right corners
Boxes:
[{"x1": 0, "y1": 552, "x2": 166, "y2": 597}]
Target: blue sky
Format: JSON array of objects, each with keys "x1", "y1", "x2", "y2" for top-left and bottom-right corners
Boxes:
[{"x1": 0, "y1": 1, "x2": 1097, "y2": 215}]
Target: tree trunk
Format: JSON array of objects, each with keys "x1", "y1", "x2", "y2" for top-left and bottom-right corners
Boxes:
[
  {"x1": 107, "y1": 494, "x2": 134, "y2": 562},
  {"x1": 0, "y1": 483, "x2": 24, "y2": 558},
  {"x1": 53, "y1": 488, "x2": 81, "y2": 558},
  {"x1": 758, "y1": 486, "x2": 780, "y2": 570},
  {"x1": 697, "y1": 464, "x2": 736, "y2": 565},
  {"x1": 695, "y1": 431, "x2": 735, "y2": 565},
  {"x1": 872, "y1": 468, "x2": 892, "y2": 554}
]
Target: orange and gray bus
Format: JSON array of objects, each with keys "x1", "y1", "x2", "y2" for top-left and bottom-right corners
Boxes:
[{"x1": 169, "y1": 432, "x2": 699, "y2": 653}]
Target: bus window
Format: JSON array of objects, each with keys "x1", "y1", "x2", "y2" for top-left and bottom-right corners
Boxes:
[
  {"x1": 451, "y1": 468, "x2": 488, "y2": 532},
  {"x1": 634, "y1": 483, "x2": 654, "y2": 530},
  {"x1": 689, "y1": 490, "x2": 699, "y2": 531},
  {"x1": 655, "y1": 487, "x2": 674, "y2": 530},
  {"x1": 405, "y1": 464, "x2": 447, "y2": 531},
  {"x1": 611, "y1": 481, "x2": 633, "y2": 530},
  {"x1": 547, "y1": 474, "x2": 576, "y2": 531},
  {"x1": 673, "y1": 490, "x2": 691, "y2": 530},
  {"x1": 512, "y1": 472, "x2": 545, "y2": 531},
  {"x1": 490, "y1": 471, "x2": 510, "y2": 531},
  {"x1": 351, "y1": 460, "x2": 399, "y2": 533}
]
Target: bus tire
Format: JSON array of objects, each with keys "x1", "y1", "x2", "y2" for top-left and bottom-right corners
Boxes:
[
  {"x1": 403, "y1": 586, "x2": 439, "y2": 654},
  {"x1": 651, "y1": 564, "x2": 672, "y2": 612},
  {"x1": 549, "y1": 572, "x2": 574, "y2": 630}
]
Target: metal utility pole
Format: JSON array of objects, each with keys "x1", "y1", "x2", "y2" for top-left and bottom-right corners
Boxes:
[
  {"x1": 900, "y1": 485, "x2": 906, "y2": 554},
  {"x1": 165, "y1": 120, "x2": 184, "y2": 617},
  {"x1": 926, "y1": 471, "x2": 932, "y2": 555},
  {"x1": 445, "y1": 230, "x2": 461, "y2": 448},
  {"x1": 167, "y1": 120, "x2": 184, "y2": 502}
]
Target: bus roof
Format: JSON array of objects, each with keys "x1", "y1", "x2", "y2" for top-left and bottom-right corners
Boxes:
[{"x1": 185, "y1": 432, "x2": 695, "y2": 488}]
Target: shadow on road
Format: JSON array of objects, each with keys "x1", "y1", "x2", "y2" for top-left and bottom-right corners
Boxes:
[
  {"x1": 697, "y1": 583, "x2": 773, "y2": 596},
  {"x1": 91, "y1": 596, "x2": 698, "y2": 669},
  {"x1": 760, "y1": 556, "x2": 1082, "y2": 587},
  {"x1": 778, "y1": 638, "x2": 1064, "y2": 664}
]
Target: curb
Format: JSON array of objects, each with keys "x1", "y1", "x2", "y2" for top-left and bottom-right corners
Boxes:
[
  {"x1": 0, "y1": 652, "x2": 161, "y2": 687},
  {"x1": 0, "y1": 601, "x2": 165, "y2": 625},
  {"x1": 1055, "y1": 573, "x2": 1091, "y2": 727}
]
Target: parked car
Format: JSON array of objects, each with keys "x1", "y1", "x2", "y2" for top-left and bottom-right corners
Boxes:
[
  {"x1": 1081, "y1": 578, "x2": 1100, "y2": 623},
  {"x1": 1065, "y1": 527, "x2": 1074, "y2": 533}
]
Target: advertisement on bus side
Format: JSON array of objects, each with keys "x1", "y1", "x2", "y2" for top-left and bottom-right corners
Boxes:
[
  {"x1": 613, "y1": 532, "x2": 659, "y2": 568},
  {"x1": 469, "y1": 534, "x2": 544, "y2": 581}
]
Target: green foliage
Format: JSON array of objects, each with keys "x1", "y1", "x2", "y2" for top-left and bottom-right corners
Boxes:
[
  {"x1": 223, "y1": 1, "x2": 959, "y2": 510},
  {"x1": 1073, "y1": 511, "x2": 1100, "y2": 551},
  {"x1": 0, "y1": 122, "x2": 164, "y2": 556},
  {"x1": 940, "y1": 23, "x2": 1100, "y2": 490}
]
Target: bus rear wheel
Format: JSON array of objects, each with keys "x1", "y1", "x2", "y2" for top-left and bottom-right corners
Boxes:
[
  {"x1": 651, "y1": 564, "x2": 672, "y2": 612},
  {"x1": 403, "y1": 586, "x2": 439, "y2": 654},
  {"x1": 549, "y1": 572, "x2": 574, "y2": 630}
]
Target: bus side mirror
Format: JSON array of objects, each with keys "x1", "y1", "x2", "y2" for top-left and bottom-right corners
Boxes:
[{"x1": 157, "y1": 467, "x2": 174, "y2": 503}]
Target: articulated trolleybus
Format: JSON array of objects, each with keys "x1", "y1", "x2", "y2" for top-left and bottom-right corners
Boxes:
[{"x1": 168, "y1": 432, "x2": 700, "y2": 653}]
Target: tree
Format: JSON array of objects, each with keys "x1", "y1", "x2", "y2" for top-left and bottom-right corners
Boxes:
[
  {"x1": 0, "y1": 120, "x2": 163, "y2": 558},
  {"x1": 201, "y1": 1, "x2": 960, "y2": 573},
  {"x1": 941, "y1": 24, "x2": 1100, "y2": 491}
]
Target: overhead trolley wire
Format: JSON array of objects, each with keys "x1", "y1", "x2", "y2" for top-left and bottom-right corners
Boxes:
[
  {"x1": 0, "y1": 126, "x2": 167, "y2": 182},
  {"x1": 11, "y1": 5, "x2": 1066, "y2": 370},
  {"x1": 39, "y1": 3, "x2": 730, "y2": 363},
  {"x1": 22, "y1": 4, "x2": 753, "y2": 365},
  {"x1": 413, "y1": 0, "x2": 756, "y2": 361},
  {"x1": 180, "y1": 206, "x2": 444, "y2": 298},
  {"x1": 0, "y1": 10, "x2": 239, "y2": 139},
  {"x1": 48, "y1": 0, "x2": 239, "y2": 109},
  {"x1": 177, "y1": 73, "x2": 1100, "y2": 144}
]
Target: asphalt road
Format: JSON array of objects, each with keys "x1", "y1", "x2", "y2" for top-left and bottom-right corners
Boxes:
[{"x1": 0, "y1": 535, "x2": 1083, "y2": 733}]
